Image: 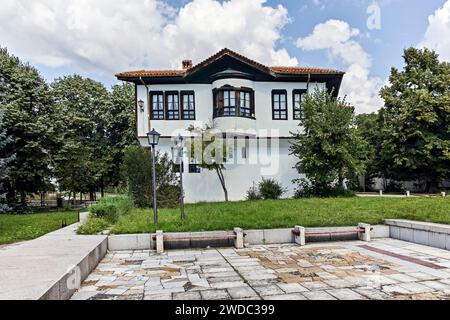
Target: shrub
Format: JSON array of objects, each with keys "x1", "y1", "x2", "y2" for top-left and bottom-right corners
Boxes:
[
  {"x1": 77, "y1": 217, "x2": 110, "y2": 235},
  {"x1": 246, "y1": 183, "x2": 262, "y2": 201},
  {"x1": 294, "y1": 179, "x2": 355, "y2": 198},
  {"x1": 258, "y1": 178, "x2": 285, "y2": 200},
  {"x1": 89, "y1": 195, "x2": 132, "y2": 223},
  {"x1": 122, "y1": 145, "x2": 180, "y2": 208}
]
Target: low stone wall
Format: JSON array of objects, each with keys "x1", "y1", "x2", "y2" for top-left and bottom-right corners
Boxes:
[
  {"x1": 385, "y1": 219, "x2": 450, "y2": 250},
  {"x1": 107, "y1": 225, "x2": 389, "y2": 251}
]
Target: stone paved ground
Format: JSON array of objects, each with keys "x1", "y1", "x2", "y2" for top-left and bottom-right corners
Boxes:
[{"x1": 71, "y1": 239, "x2": 450, "y2": 300}]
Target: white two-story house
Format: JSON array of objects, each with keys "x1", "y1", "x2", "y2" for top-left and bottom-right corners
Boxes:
[{"x1": 116, "y1": 48, "x2": 344, "y2": 203}]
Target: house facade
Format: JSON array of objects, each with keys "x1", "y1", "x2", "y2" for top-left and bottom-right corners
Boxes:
[{"x1": 116, "y1": 49, "x2": 344, "y2": 203}]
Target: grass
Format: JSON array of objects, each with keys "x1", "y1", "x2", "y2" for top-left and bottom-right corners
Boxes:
[
  {"x1": 0, "y1": 211, "x2": 79, "y2": 245},
  {"x1": 108, "y1": 197, "x2": 450, "y2": 234}
]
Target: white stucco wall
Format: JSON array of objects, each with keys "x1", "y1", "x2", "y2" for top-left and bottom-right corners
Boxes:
[
  {"x1": 145, "y1": 137, "x2": 302, "y2": 203},
  {"x1": 136, "y1": 77, "x2": 320, "y2": 202},
  {"x1": 136, "y1": 78, "x2": 325, "y2": 138}
]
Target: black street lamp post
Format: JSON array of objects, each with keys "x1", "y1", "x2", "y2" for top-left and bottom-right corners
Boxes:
[{"x1": 147, "y1": 129, "x2": 161, "y2": 225}]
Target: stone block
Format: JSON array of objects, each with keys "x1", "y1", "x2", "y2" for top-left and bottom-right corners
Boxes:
[
  {"x1": 294, "y1": 226, "x2": 305, "y2": 246},
  {"x1": 358, "y1": 223, "x2": 371, "y2": 242},
  {"x1": 156, "y1": 231, "x2": 164, "y2": 253},
  {"x1": 234, "y1": 227, "x2": 244, "y2": 249}
]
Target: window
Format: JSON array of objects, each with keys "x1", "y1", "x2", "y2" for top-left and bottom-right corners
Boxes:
[
  {"x1": 272, "y1": 90, "x2": 287, "y2": 120},
  {"x1": 165, "y1": 91, "x2": 180, "y2": 120},
  {"x1": 293, "y1": 89, "x2": 307, "y2": 120},
  {"x1": 240, "y1": 91, "x2": 251, "y2": 118},
  {"x1": 173, "y1": 162, "x2": 184, "y2": 173},
  {"x1": 181, "y1": 91, "x2": 195, "y2": 120},
  {"x1": 223, "y1": 90, "x2": 236, "y2": 116},
  {"x1": 189, "y1": 163, "x2": 201, "y2": 173},
  {"x1": 150, "y1": 91, "x2": 164, "y2": 120},
  {"x1": 213, "y1": 87, "x2": 255, "y2": 118}
]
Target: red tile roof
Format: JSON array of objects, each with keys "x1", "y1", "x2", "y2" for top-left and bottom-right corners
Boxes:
[
  {"x1": 270, "y1": 66, "x2": 344, "y2": 74},
  {"x1": 115, "y1": 70, "x2": 185, "y2": 77},
  {"x1": 115, "y1": 48, "x2": 344, "y2": 79}
]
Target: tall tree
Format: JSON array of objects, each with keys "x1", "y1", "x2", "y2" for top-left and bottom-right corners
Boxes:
[
  {"x1": 105, "y1": 83, "x2": 138, "y2": 188},
  {"x1": 51, "y1": 75, "x2": 110, "y2": 200},
  {"x1": 186, "y1": 124, "x2": 231, "y2": 201},
  {"x1": 0, "y1": 109, "x2": 15, "y2": 212},
  {"x1": 355, "y1": 113, "x2": 382, "y2": 191},
  {"x1": 0, "y1": 47, "x2": 55, "y2": 207},
  {"x1": 379, "y1": 48, "x2": 450, "y2": 192},
  {"x1": 290, "y1": 89, "x2": 366, "y2": 196}
]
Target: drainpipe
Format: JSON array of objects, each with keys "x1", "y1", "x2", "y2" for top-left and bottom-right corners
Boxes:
[
  {"x1": 140, "y1": 76, "x2": 151, "y2": 135},
  {"x1": 306, "y1": 73, "x2": 311, "y2": 92}
]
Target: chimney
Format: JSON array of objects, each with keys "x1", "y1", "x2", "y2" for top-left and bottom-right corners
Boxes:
[{"x1": 182, "y1": 59, "x2": 193, "y2": 70}]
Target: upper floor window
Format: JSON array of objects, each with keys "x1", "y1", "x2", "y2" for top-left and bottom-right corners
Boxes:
[
  {"x1": 293, "y1": 89, "x2": 307, "y2": 120},
  {"x1": 213, "y1": 86, "x2": 255, "y2": 119},
  {"x1": 272, "y1": 90, "x2": 287, "y2": 120},
  {"x1": 165, "y1": 91, "x2": 180, "y2": 120},
  {"x1": 150, "y1": 91, "x2": 164, "y2": 120},
  {"x1": 181, "y1": 91, "x2": 196, "y2": 120}
]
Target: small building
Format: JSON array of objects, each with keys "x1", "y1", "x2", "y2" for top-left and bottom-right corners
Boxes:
[{"x1": 116, "y1": 48, "x2": 344, "y2": 202}]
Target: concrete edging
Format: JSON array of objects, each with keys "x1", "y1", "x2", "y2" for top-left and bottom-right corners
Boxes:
[
  {"x1": 40, "y1": 237, "x2": 108, "y2": 300},
  {"x1": 107, "y1": 225, "x2": 389, "y2": 251},
  {"x1": 385, "y1": 219, "x2": 450, "y2": 250}
]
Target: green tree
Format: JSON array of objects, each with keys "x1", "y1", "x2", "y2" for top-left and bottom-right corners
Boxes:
[
  {"x1": 0, "y1": 47, "x2": 55, "y2": 207},
  {"x1": 51, "y1": 75, "x2": 110, "y2": 200},
  {"x1": 290, "y1": 89, "x2": 366, "y2": 196},
  {"x1": 379, "y1": 48, "x2": 450, "y2": 192},
  {"x1": 105, "y1": 83, "x2": 138, "y2": 188},
  {"x1": 186, "y1": 124, "x2": 231, "y2": 201},
  {"x1": 0, "y1": 109, "x2": 15, "y2": 212},
  {"x1": 121, "y1": 145, "x2": 179, "y2": 208},
  {"x1": 355, "y1": 113, "x2": 382, "y2": 191}
]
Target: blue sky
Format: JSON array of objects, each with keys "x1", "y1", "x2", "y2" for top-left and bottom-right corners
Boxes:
[{"x1": 1, "y1": 0, "x2": 449, "y2": 113}]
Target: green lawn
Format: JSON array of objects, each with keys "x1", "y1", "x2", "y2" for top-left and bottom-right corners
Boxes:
[
  {"x1": 0, "y1": 211, "x2": 79, "y2": 245},
  {"x1": 108, "y1": 197, "x2": 450, "y2": 234}
]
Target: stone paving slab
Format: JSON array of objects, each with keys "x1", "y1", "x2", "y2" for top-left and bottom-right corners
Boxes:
[{"x1": 72, "y1": 239, "x2": 450, "y2": 300}]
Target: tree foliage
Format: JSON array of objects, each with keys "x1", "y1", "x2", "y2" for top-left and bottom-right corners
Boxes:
[
  {"x1": 105, "y1": 83, "x2": 138, "y2": 188},
  {"x1": 290, "y1": 89, "x2": 366, "y2": 197},
  {"x1": 378, "y1": 48, "x2": 450, "y2": 192},
  {"x1": 51, "y1": 75, "x2": 111, "y2": 199},
  {"x1": 121, "y1": 145, "x2": 180, "y2": 208},
  {"x1": 0, "y1": 47, "x2": 55, "y2": 207},
  {"x1": 0, "y1": 109, "x2": 15, "y2": 212}
]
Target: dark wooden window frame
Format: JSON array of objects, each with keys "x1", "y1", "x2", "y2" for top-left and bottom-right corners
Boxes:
[
  {"x1": 150, "y1": 91, "x2": 165, "y2": 120},
  {"x1": 272, "y1": 89, "x2": 288, "y2": 120},
  {"x1": 180, "y1": 90, "x2": 196, "y2": 120},
  {"x1": 213, "y1": 85, "x2": 255, "y2": 119},
  {"x1": 165, "y1": 91, "x2": 180, "y2": 120},
  {"x1": 292, "y1": 89, "x2": 307, "y2": 120}
]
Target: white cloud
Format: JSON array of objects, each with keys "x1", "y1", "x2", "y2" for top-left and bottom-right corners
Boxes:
[
  {"x1": 419, "y1": 0, "x2": 450, "y2": 61},
  {"x1": 296, "y1": 19, "x2": 383, "y2": 114},
  {"x1": 0, "y1": 0, "x2": 297, "y2": 77}
]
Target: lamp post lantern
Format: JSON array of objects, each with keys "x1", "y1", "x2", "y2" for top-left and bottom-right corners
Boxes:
[
  {"x1": 147, "y1": 129, "x2": 161, "y2": 225},
  {"x1": 172, "y1": 134, "x2": 185, "y2": 221}
]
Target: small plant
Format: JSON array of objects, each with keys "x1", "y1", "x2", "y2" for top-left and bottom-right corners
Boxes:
[
  {"x1": 77, "y1": 217, "x2": 110, "y2": 235},
  {"x1": 246, "y1": 183, "x2": 262, "y2": 201},
  {"x1": 258, "y1": 178, "x2": 285, "y2": 200},
  {"x1": 89, "y1": 195, "x2": 132, "y2": 223}
]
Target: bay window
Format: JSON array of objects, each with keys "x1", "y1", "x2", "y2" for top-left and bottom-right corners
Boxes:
[{"x1": 213, "y1": 86, "x2": 255, "y2": 118}]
